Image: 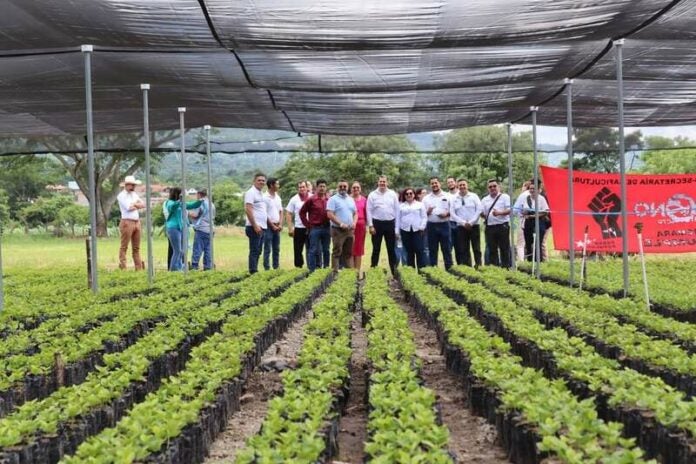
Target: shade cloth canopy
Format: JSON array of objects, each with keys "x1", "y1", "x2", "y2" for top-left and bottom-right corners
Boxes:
[{"x1": 2, "y1": 0, "x2": 695, "y2": 135}]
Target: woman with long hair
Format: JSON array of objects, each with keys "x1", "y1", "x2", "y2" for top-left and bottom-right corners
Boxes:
[
  {"x1": 396, "y1": 187, "x2": 428, "y2": 269},
  {"x1": 164, "y1": 187, "x2": 201, "y2": 271},
  {"x1": 350, "y1": 181, "x2": 367, "y2": 270}
]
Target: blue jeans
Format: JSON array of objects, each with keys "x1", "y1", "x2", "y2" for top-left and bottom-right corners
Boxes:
[
  {"x1": 245, "y1": 226, "x2": 264, "y2": 273},
  {"x1": 427, "y1": 222, "x2": 453, "y2": 269},
  {"x1": 263, "y1": 228, "x2": 281, "y2": 270},
  {"x1": 166, "y1": 227, "x2": 184, "y2": 271},
  {"x1": 308, "y1": 226, "x2": 330, "y2": 272},
  {"x1": 191, "y1": 230, "x2": 211, "y2": 270}
]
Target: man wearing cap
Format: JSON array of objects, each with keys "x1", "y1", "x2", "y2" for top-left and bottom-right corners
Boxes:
[{"x1": 117, "y1": 175, "x2": 145, "y2": 270}]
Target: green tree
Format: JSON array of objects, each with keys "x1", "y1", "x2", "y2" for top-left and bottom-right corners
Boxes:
[
  {"x1": 57, "y1": 204, "x2": 90, "y2": 237},
  {"x1": 21, "y1": 131, "x2": 181, "y2": 237},
  {"x1": 0, "y1": 156, "x2": 65, "y2": 218},
  {"x1": 211, "y1": 181, "x2": 245, "y2": 226},
  {"x1": 275, "y1": 135, "x2": 428, "y2": 200},
  {"x1": 640, "y1": 135, "x2": 696, "y2": 174},
  {"x1": 434, "y1": 126, "x2": 537, "y2": 194},
  {"x1": 19, "y1": 195, "x2": 73, "y2": 233},
  {"x1": 560, "y1": 128, "x2": 643, "y2": 173},
  {"x1": 0, "y1": 189, "x2": 9, "y2": 233}
]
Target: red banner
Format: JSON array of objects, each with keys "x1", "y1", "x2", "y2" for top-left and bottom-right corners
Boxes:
[{"x1": 540, "y1": 166, "x2": 696, "y2": 253}]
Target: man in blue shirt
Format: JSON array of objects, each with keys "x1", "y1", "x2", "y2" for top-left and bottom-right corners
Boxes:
[
  {"x1": 327, "y1": 180, "x2": 357, "y2": 270},
  {"x1": 190, "y1": 188, "x2": 215, "y2": 270}
]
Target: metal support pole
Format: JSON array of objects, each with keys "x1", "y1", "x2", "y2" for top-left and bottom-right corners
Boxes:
[
  {"x1": 141, "y1": 84, "x2": 154, "y2": 284},
  {"x1": 614, "y1": 39, "x2": 630, "y2": 297},
  {"x1": 82, "y1": 45, "x2": 98, "y2": 293},
  {"x1": 0, "y1": 224, "x2": 4, "y2": 313},
  {"x1": 179, "y1": 107, "x2": 188, "y2": 275},
  {"x1": 204, "y1": 125, "x2": 215, "y2": 270},
  {"x1": 530, "y1": 106, "x2": 541, "y2": 278},
  {"x1": 566, "y1": 78, "x2": 575, "y2": 287},
  {"x1": 506, "y1": 123, "x2": 516, "y2": 270}
]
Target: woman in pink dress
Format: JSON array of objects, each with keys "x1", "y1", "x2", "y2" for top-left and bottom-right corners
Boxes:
[{"x1": 351, "y1": 181, "x2": 368, "y2": 270}]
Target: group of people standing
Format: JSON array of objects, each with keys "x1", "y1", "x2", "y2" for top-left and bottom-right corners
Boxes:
[
  {"x1": 245, "y1": 174, "x2": 369, "y2": 274},
  {"x1": 117, "y1": 175, "x2": 215, "y2": 272},
  {"x1": 244, "y1": 173, "x2": 551, "y2": 275},
  {"x1": 117, "y1": 171, "x2": 551, "y2": 275}
]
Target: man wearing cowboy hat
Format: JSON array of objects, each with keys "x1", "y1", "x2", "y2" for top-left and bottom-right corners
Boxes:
[{"x1": 117, "y1": 175, "x2": 145, "y2": 270}]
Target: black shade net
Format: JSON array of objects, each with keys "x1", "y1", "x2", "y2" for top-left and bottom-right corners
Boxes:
[{"x1": 1, "y1": 0, "x2": 695, "y2": 139}]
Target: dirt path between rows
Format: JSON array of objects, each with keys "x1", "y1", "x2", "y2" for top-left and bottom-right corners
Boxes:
[
  {"x1": 204, "y1": 308, "x2": 314, "y2": 463},
  {"x1": 332, "y1": 308, "x2": 369, "y2": 463},
  {"x1": 389, "y1": 286, "x2": 511, "y2": 464}
]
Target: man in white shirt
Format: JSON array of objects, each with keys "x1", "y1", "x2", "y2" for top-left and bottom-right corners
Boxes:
[
  {"x1": 117, "y1": 175, "x2": 145, "y2": 270},
  {"x1": 263, "y1": 177, "x2": 283, "y2": 270},
  {"x1": 450, "y1": 179, "x2": 483, "y2": 268},
  {"x1": 366, "y1": 175, "x2": 400, "y2": 273},
  {"x1": 515, "y1": 183, "x2": 550, "y2": 263},
  {"x1": 285, "y1": 180, "x2": 310, "y2": 268},
  {"x1": 481, "y1": 179, "x2": 512, "y2": 268},
  {"x1": 423, "y1": 177, "x2": 454, "y2": 269},
  {"x1": 244, "y1": 173, "x2": 267, "y2": 273},
  {"x1": 446, "y1": 176, "x2": 460, "y2": 261}
]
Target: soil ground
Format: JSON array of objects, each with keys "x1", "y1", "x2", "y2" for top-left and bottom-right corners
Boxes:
[
  {"x1": 390, "y1": 286, "x2": 511, "y2": 463},
  {"x1": 332, "y1": 309, "x2": 369, "y2": 463},
  {"x1": 205, "y1": 279, "x2": 510, "y2": 464},
  {"x1": 204, "y1": 309, "x2": 314, "y2": 463}
]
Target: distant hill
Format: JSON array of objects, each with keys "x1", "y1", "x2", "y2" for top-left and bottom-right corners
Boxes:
[
  {"x1": 155, "y1": 129, "x2": 456, "y2": 185},
  {"x1": 407, "y1": 132, "x2": 436, "y2": 150}
]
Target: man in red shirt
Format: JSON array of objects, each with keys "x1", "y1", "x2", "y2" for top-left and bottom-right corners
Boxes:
[{"x1": 299, "y1": 179, "x2": 330, "y2": 271}]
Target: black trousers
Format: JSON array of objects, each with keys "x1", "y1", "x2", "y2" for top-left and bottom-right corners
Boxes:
[
  {"x1": 523, "y1": 221, "x2": 549, "y2": 262},
  {"x1": 485, "y1": 223, "x2": 511, "y2": 268},
  {"x1": 401, "y1": 229, "x2": 427, "y2": 269},
  {"x1": 292, "y1": 227, "x2": 309, "y2": 268},
  {"x1": 456, "y1": 224, "x2": 482, "y2": 267},
  {"x1": 371, "y1": 219, "x2": 397, "y2": 272}
]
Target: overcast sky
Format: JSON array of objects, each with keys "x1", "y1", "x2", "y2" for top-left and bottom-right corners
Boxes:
[{"x1": 515, "y1": 125, "x2": 696, "y2": 146}]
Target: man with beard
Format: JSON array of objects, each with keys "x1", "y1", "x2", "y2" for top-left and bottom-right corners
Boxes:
[
  {"x1": 423, "y1": 177, "x2": 454, "y2": 269},
  {"x1": 327, "y1": 180, "x2": 357, "y2": 269}
]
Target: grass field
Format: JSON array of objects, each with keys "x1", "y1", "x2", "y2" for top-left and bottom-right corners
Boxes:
[
  {"x1": 1, "y1": 227, "x2": 295, "y2": 271},
  {"x1": 1, "y1": 226, "x2": 399, "y2": 273},
  {"x1": 1, "y1": 226, "x2": 693, "y2": 273}
]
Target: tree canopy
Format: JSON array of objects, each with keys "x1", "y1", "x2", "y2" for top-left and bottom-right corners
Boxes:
[
  {"x1": 640, "y1": 135, "x2": 696, "y2": 174},
  {"x1": 434, "y1": 126, "x2": 538, "y2": 194},
  {"x1": 560, "y1": 128, "x2": 643, "y2": 173},
  {"x1": 274, "y1": 135, "x2": 429, "y2": 200},
  {"x1": 0, "y1": 156, "x2": 65, "y2": 218}
]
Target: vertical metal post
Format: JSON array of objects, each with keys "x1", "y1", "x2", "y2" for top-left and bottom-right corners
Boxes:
[
  {"x1": 82, "y1": 44, "x2": 98, "y2": 293},
  {"x1": 141, "y1": 84, "x2": 154, "y2": 284},
  {"x1": 179, "y1": 107, "x2": 188, "y2": 275},
  {"x1": 0, "y1": 224, "x2": 4, "y2": 313},
  {"x1": 204, "y1": 125, "x2": 215, "y2": 270},
  {"x1": 506, "y1": 123, "x2": 516, "y2": 270},
  {"x1": 565, "y1": 78, "x2": 575, "y2": 287},
  {"x1": 530, "y1": 106, "x2": 540, "y2": 278},
  {"x1": 614, "y1": 39, "x2": 629, "y2": 296}
]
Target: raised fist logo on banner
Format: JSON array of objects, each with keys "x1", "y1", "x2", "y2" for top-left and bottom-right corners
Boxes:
[{"x1": 588, "y1": 187, "x2": 623, "y2": 238}]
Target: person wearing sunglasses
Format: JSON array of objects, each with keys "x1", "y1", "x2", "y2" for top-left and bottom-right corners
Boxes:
[{"x1": 396, "y1": 187, "x2": 428, "y2": 269}]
